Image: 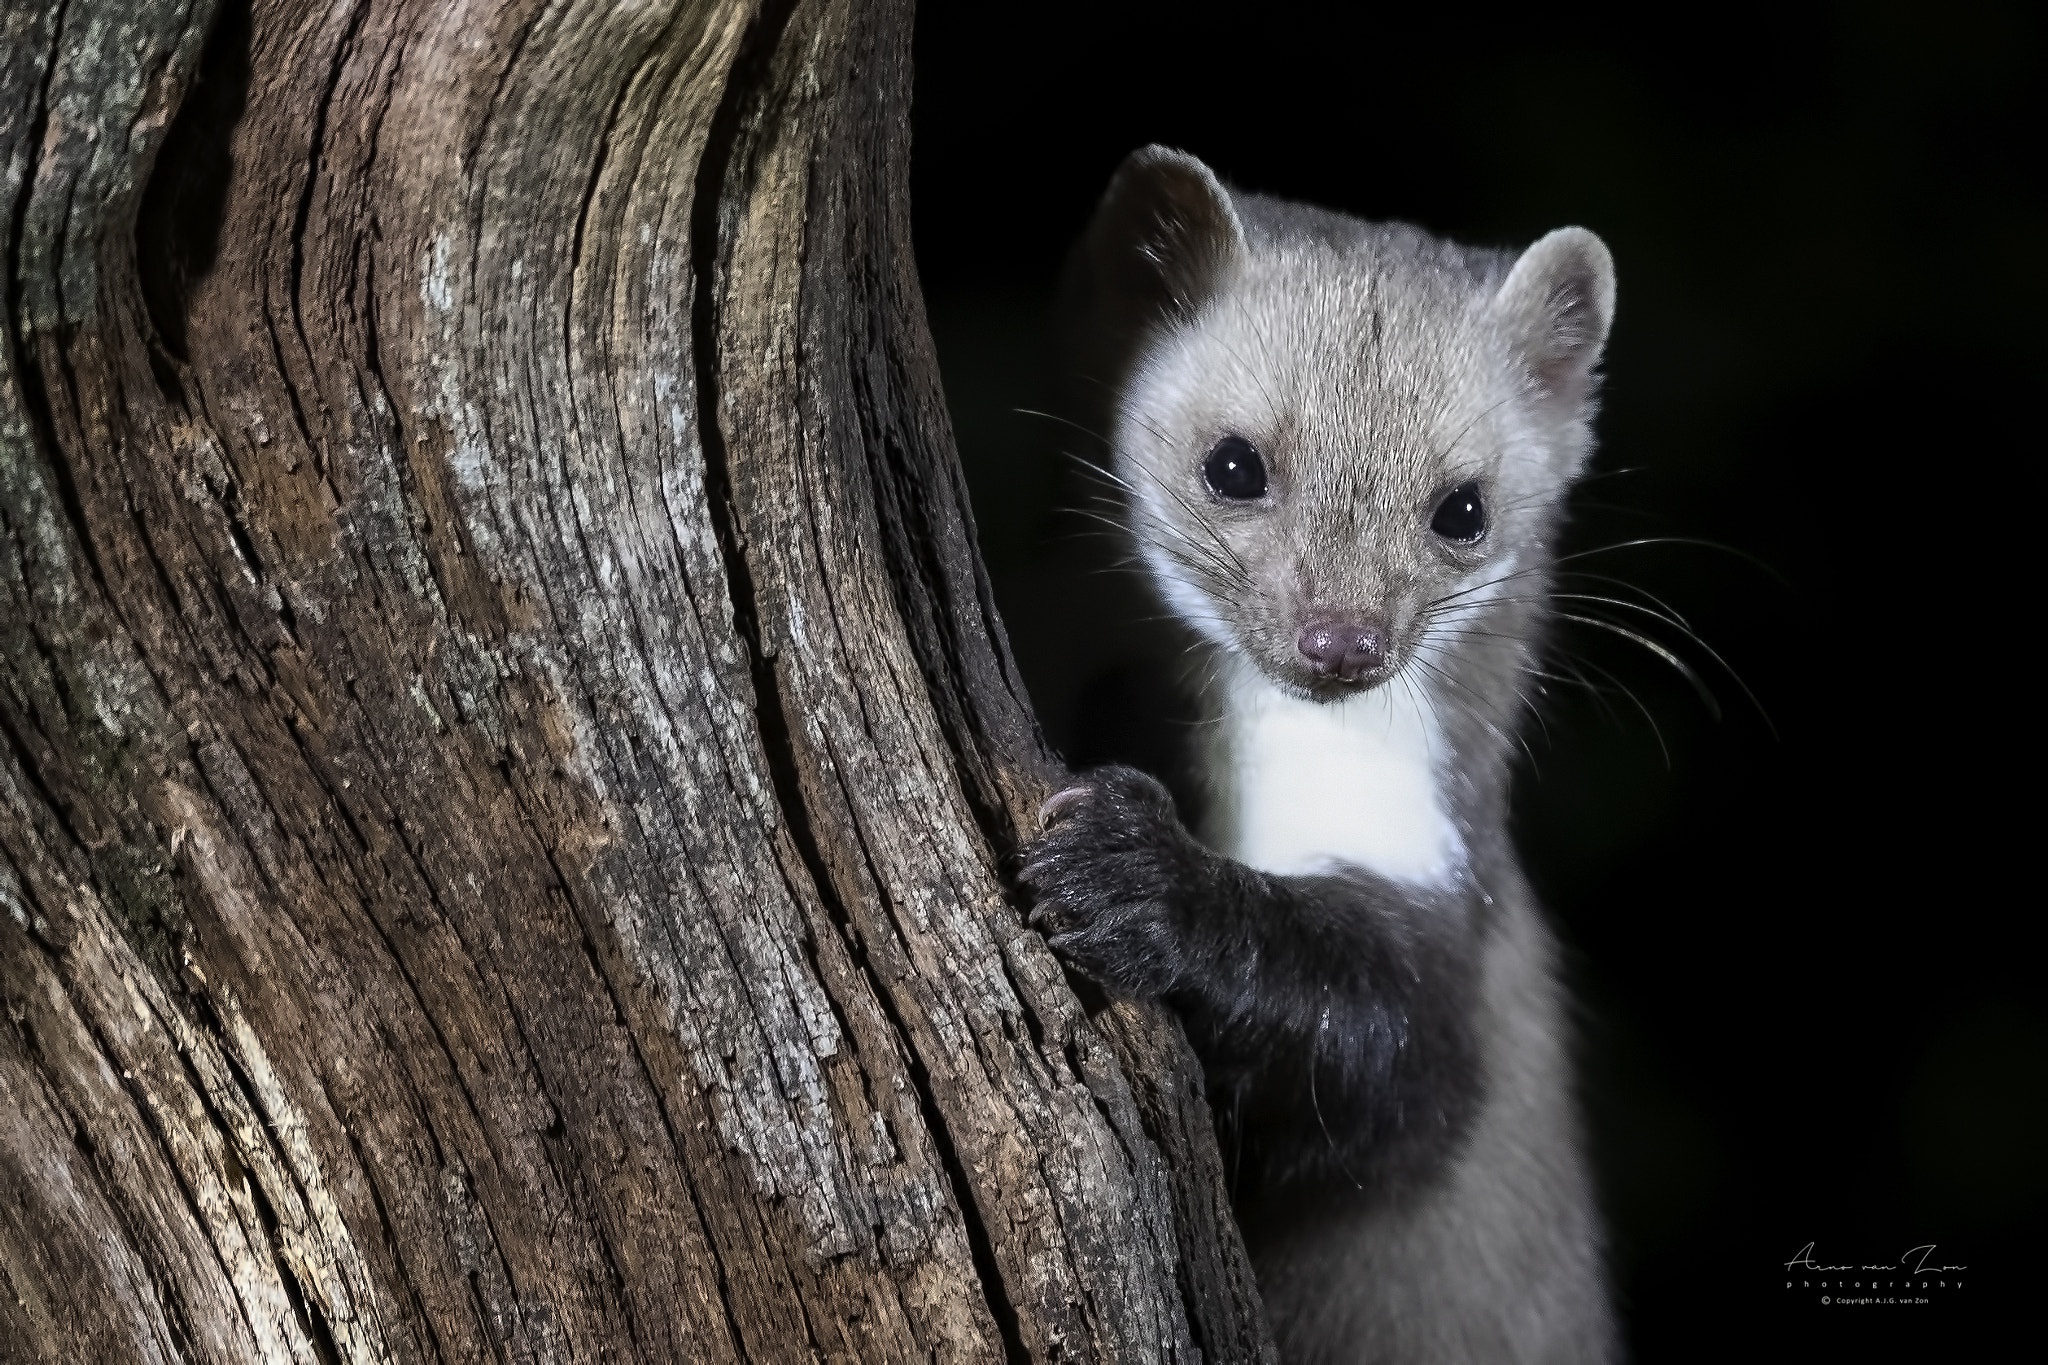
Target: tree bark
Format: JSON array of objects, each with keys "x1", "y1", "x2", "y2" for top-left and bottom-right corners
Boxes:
[{"x1": 0, "y1": 0, "x2": 1273, "y2": 1361}]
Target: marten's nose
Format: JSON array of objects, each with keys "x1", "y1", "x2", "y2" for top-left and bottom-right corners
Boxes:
[{"x1": 1296, "y1": 618, "x2": 1390, "y2": 683}]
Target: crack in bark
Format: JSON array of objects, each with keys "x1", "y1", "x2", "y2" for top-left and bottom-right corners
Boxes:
[
  {"x1": 0, "y1": 700, "x2": 93, "y2": 906},
  {"x1": 261, "y1": 309, "x2": 319, "y2": 466},
  {"x1": 337, "y1": 1114, "x2": 442, "y2": 1365},
  {"x1": 136, "y1": 0, "x2": 248, "y2": 363},
  {"x1": 1, "y1": 7, "x2": 117, "y2": 634},
  {"x1": 57, "y1": 965, "x2": 276, "y2": 1353},
  {"x1": 279, "y1": 0, "x2": 369, "y2": 475},
  {"x1": 4, "y1": 3, "x2": 110, "y2": 607}
]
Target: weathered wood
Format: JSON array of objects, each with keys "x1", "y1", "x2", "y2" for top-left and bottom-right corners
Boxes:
[{"x1": 0, "y1": 0, "x2": 1275, "y2": 1360}]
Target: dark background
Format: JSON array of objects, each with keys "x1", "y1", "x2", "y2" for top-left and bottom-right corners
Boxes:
[{"x1": 910, "y1": 1, "x2": 2041, "y2": 1358}]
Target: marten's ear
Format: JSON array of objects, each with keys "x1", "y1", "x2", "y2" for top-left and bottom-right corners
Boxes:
[
  {"x1": 1494, "y1": 227, "x2": 1615, "y2": 406},
  {"x1": 1083, "y1": 145, "x2": 1243, "y2": 324}
]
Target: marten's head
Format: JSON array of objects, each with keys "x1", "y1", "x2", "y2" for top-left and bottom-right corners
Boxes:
[{"x1": 1062, "y1": 146, "x2": 1615, "y2": 701}]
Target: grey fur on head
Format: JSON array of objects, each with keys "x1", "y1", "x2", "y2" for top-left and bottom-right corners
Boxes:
[{"x1": 1063, "y1": 144, "x2": 1615, "y2": 710}]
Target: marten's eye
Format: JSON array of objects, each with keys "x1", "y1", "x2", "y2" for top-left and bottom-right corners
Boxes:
[
  {"x1": 1203, "y1": 436, "x2": 1267, "y2": 500},
  {"x1": 1430, "y1": 481, "x2": 1486, "y2": 541}
]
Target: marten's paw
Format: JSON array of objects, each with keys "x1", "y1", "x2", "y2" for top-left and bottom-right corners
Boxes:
[{"x1": 1017, "y1": 765, "x2": 1209, "y2": 998}]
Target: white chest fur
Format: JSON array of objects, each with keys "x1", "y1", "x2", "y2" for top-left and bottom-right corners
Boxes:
[{"x1": 1209, "y1": 663, "x2": 1463, "y2": 887}]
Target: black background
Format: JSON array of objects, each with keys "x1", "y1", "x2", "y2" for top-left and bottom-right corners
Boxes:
[{"x1": 910, "y1": 1, "x2": 2041, "y2": 1358}]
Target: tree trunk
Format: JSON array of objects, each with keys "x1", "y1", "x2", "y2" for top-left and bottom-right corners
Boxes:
[{"x1": 0, "y1": 0, "x2": 1273, "y2": 1361}]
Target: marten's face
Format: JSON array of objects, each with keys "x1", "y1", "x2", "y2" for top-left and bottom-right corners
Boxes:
[
  {"x1": 1115, "y1": 241, "x2": 1595, "y2": 703},
  {"x1": 1070, "y1": 151, "x2": 1612, "y2": 703}
]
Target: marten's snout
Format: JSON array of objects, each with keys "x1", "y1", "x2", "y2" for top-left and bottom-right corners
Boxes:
[{"x1": 1296, "y1": 617, "x2": 1391, "y2": 685}]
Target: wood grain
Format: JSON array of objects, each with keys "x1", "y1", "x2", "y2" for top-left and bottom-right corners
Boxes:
[{"x1": 0, "y1": 1, "x2": 1276, "y2": 1359}]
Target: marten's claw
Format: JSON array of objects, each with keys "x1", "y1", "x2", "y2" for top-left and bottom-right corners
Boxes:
[
  {"x1": 1013, "y1": 765, "x2": 1202, "y2": 999},
  {"x1": 1016, "y1": 859, "x2": 1056, "y2": 889},
  {"x1": 1037, "y1": 785, "x2": 1094, "y2": 829}
]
